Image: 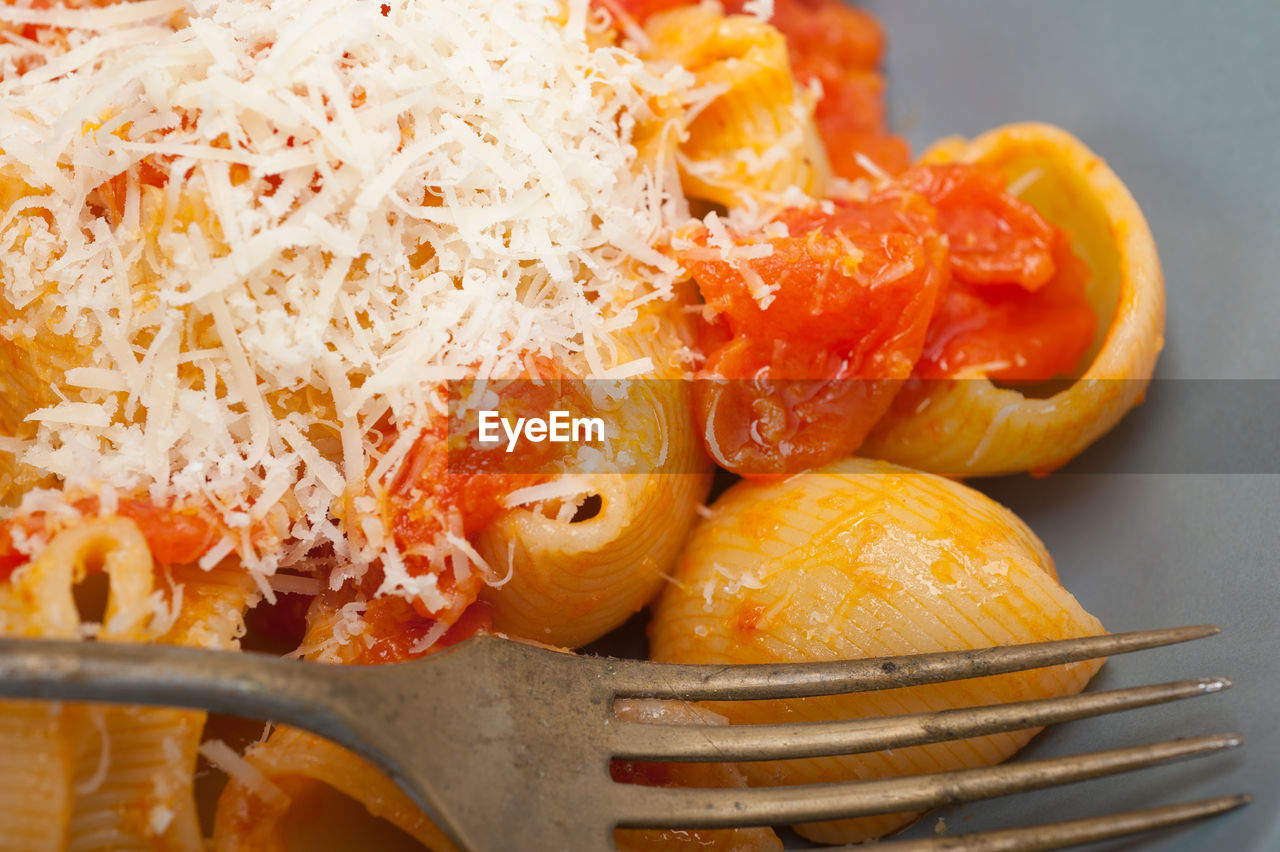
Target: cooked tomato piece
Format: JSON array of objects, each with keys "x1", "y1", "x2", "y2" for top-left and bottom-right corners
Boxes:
[
  {"x1": 0, "y1": 525, "x2": 27, "y2": 582},
  {"x1": 900, "y1": 164, "x2": 1058, "y2": 290},
  {"x1": 917, "y1": 238, "x2": 1097, "y2": 381},
  {"x1": 343, "y1": 593, "x2": 493, "y2": 664},
  {"x1": 95, "y1": 158, "x2": 169, "y2": 227},
  {"x1": 436, "y1": 600, "x2": 494, "y2": 648},
  {"x1": 0, "y1": 497, "x2": 220, "y2": 582},
  {"x1": 745, "y1": 0, "x2": 885, "y2": 72},
  {"x1": 696, "y1": 337, "x2": 904, "y2": 476},
  {"x1": 114, "y1": 498, "x2": 221, "y2": 566},
  {"x1": 749, "y1": 0, "x2": 910, "y2": 180},
  {"x1": 812, "y1": 72, "x2": 912, "y2": 179},
  {"x1": 682, "y1": 190, "x2": 948, "y2": 476},
  {"x1": 359, "y1": 595, "x2": 439, "y2": 663},
  {"x1": 387, "y1": 390, "x2": 558, "y2": 623},
  {"x1": 693, "y1": 194, "x2": 944, "y2": 348}
]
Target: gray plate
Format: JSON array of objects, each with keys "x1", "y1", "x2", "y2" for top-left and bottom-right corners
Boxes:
[{"x1": 838, "y1": 1, "x2": 1279, "y2": 850}]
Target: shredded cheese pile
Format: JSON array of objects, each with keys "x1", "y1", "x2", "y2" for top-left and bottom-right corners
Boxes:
[{"x1": 0, "y1": 0, "x2": 688, "y2": 590}]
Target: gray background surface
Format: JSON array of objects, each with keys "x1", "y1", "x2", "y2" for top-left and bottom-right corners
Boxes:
[{"x1": 852, "y1": 1, "x2": 1279, "y2": 849}]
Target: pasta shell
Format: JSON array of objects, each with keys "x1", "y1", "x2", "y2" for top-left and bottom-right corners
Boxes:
[
  {"x1": 0, "y1": 518, "x2": 256, "y2": 851},
  {"x1": 476, "y1": 296, "x2": 713, "y2": 648},
  {"x1": 212, "y1": 699, "x2": 780, "y2": 852},
  {"x1": 613, "y1": 700, "x2": 782, "y2": 852},
  {"x1": 212, "y1": 726, "x2": 456, "y2": 852},
  {"x1": 863, "y1": 123, "x2": 1165, "y2": 476},
  {"x1": 0, "y1": 702, "x2": 76, "y2": 852},
  {"x1": 643, "y1": 5, "x2": 831, "y2": 207},
  {"x1": 649, "y1": 457, "x2": 1105, "y2": 844}
]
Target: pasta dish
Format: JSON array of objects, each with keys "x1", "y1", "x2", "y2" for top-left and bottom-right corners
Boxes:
[{"x1": 0, "y1": 0, "x2": 1163, "y2": 849}]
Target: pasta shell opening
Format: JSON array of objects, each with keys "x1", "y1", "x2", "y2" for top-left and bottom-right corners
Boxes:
[{"x1": 863, "y1": 123, "x2": 1165, "y2": 476}]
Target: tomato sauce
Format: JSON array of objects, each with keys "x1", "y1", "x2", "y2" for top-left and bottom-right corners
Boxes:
[
  {"x1": 681, "y1": 162, "x2": 1097, "y2": 474},
  {"x1": 114, "y1": 498, "x2": 222, "y2": 566},
  {"x1": 95, "y1": 158, "x2": 169, "y2": 226},
  {"x1": 680, "y1": 189, "x2": 949, "y2": 476},
  {"x1": 0, "y1": 496, "x2": 221, "y2": 581},
  {"x1": 353, "y1": 378, "x2": 580, "y2": 657},
  {"x1": 901, "y1": 164, "x2": 1096, "y2": 381},
  {"x1": 917, "y1": 238, "x2": 1096, "y2": 381},
  {"x1": 0, "y1": 524, "x2": 30, "y2": 582},
  {"x1": 751, "y1": 0, "x2": 911, "y2": 179},
  {"x1": 901, "y1": 164, "x2": 1058, "y2": 290},
  {"x1": 356, "y1": 596, "x2": 495, "y2": 664}
]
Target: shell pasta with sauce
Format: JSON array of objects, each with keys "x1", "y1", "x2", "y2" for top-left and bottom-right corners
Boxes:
[
  {"x1": 648, "y1": 458, "x2": 1106, "y2": 844},
  {"x1": 0, "y1": 0, "x2": 1162, "y2": 849}
]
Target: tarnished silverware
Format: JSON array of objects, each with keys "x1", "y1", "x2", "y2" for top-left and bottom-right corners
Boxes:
[{"x1": 0, "y1": 625, "x2": 1248, "y2": 851}]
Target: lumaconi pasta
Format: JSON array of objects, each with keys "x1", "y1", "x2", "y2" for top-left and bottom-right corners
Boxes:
[
  {"x1": 476, "y1": 297, "x2": 714, "y2": 648},
  {"x1": 0, "y1": 516, "x2": 255, "y2": 850},
  {"x1": 0, "y1": 0, "x2": 1162, "y2": 848},
  {"x1": 611, "y1": 700, "x2": 782, "y2": 852},
  {"x1": 212, "y1": 725, "x2": 459, "y2": 852},
  {"x1": 641, "y1": 4, "x2": 831, "y2": 208},
  {"x1": 212, "y1": 702, "x2": 781, "y2": 852},
  {"x1": 476, "y1": 463, "x2": 710, "y2": 647},
  {"x1": 862, "y1": 123, "x2": 1166, "y2": 476},
  {"x1": 649, "y1": 457, "x2": 1106, "y2": 844}
]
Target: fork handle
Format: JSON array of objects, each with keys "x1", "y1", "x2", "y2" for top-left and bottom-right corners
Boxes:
[{"x1": 0, "y1": 638, "x2": 356, "y2": 744}]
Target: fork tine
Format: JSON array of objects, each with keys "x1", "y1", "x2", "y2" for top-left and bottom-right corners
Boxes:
[
  {"x1": 611, "y1": 732, "x2": 1243, "y2": 829},
  {"x1": 864, "y1": 794, "x2": 1252, "y2": 851},
  {"x1": 605, "y1": 626, "x2": 1219, "y2": 700},
  {"x1": 609, "y1": 678, "x2": 1230, "y2": 762}
]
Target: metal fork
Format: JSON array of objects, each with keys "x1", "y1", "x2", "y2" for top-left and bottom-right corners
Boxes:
[{"x1": 0, "y1": 625, "x2": 1248, "y2": 852}]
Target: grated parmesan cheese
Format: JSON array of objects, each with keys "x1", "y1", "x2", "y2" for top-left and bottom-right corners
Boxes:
[
  {"x1": 740, "y1": 0, "x2": 776, "y2": 19},
  {"x1": 266, "y1": 573, "x2": 323, "y2": 597},
  {"x1": 1, "y1": 0, "x2": 694, "y2": 603},
  {"x1": 1006, "y1": 167, "x2": 1045, "y2": 198},
  {"x1": 712, "y1": 561, "x2": 765, "y2": 595},
  {"x1": 198, "y1": 740, "x2": 289, "y2": 809},
  {"x1": 72, "y1": 706, "x2": 111, "y2": 796},
  {"x1": 502, "y1": 475, "x2": 596, "y2": 509},
  {"x1": 148, "y1": 804, "x2": 175, "y2": 837}
]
